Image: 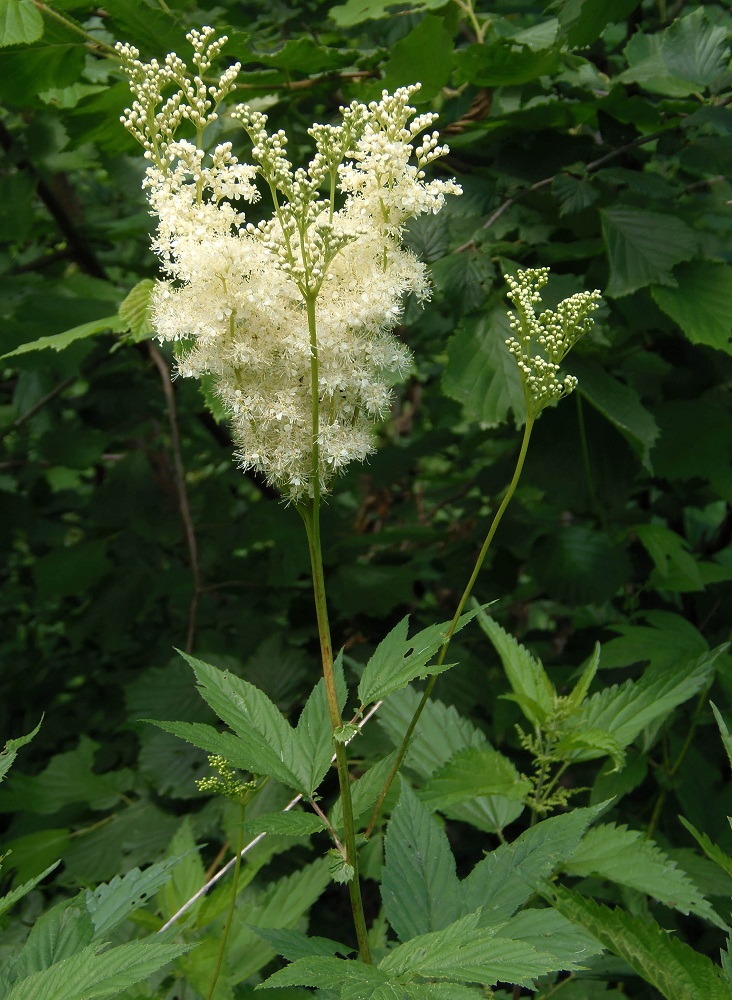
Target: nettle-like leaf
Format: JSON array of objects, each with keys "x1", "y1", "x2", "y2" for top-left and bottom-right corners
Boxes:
[
  {"x1": 0, "y1": 314, "x2": 125, "y2": 359},
  {"x1": 118, "y1": 279, "x2": 155, "y2": 343},
  {"x1": 378, "y1": 689, "x2": 524, "y2": 833},
  {"x1": 381, "y1": 779, "x2": 462, "y2": 942},
  {"x1": 476, "y1": 610, "x2": 555, "y2": 726},
  {"x1": 493, "y1": 907, "x2": 603, "y2": 969},
  {"x1": 566, "y1": 645, "x2": 725, "y2": 756},
  {"x1": 378, "y1": 910, "x2": 559, "y2": 989},
  {"x1": 0, "y1": 863, "x2": 60, "y2": 921},
  {"x1": 248, "y1": 926, "x2": 352, "y2": 963},
  {"x1": 419, "y1": 746, "x2": 530, "y2": 810},
  {"x1": 242, "y1": 812, "x2": 326, "y2": 838},
  {"x1": 652, "y1": 261, "x2": 732, "y2": 356},
  {"x1": 462, "y1": 805, "x2": 607, "y2": 925},
  {"x1": 4, "y1": 939, "x2": 189, "y2": 1000},
  {"x1": 294, "y1": 655, "x2": 347, "y2": 795},
  {"x1": 0, "y1": 0, "x2": 43, "y2": 47},
  {"x1": 357, "y1": 608, "x2": 484, "y2": 707},
  {"x1": 565, "y1": 823, "x2": 724, "y2": 927},
  {"x1": 150, "y1": 652, "x2": 309, "y2": 794},
  {"x1": 442, "y1": 310, "x2": 526, "y2": 429},
  {"x1": 85, "y1": 855, "x2": 187, "y2": 937},
  {"x1": 330, "y1": 749, "x2": 399, "y2": 831},
  {"x1": 679, "y1": 817, "x2": 732, "y2": 882},
  {"x1": 712, "y1": 703, "x2": 732, "y2": 772},
  {"x1": 259, "y1": 955, "x2": 395, "y2": 994},
  {"x1": 567, "y1": 355, "x2": 659, "y2": 469},
  {"x1": 549, "y1": 885, "x2": 730, "y2": 1000},
  {"x1": 0, "y1": 721, "x2": 40, "y2": 784},
  {"x1": 601, "y1": 207, "x2": 697, "y2": 297}
]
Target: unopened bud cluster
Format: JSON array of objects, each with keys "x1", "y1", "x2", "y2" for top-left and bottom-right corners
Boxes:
[
  {"x1": 117, "y1": 30, "x2": 460, "y2": 498},
  {"x1": 504, "y1": 268, "x2": 601, "y2": 418}
]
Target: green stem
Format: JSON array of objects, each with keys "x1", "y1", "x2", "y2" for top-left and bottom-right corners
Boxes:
[
  {"x1": 297, "y1": 295, "x2": 372, "y2": 965},
  {"x1": 364, "y1": 415, "x2": 535, "y2": 838},
  {"x1": 205, "y1": 804, "x2": 245, "y2": 1000},
  {"x1": 31, "y1": 0, "x2": 119, "y2": 57}
]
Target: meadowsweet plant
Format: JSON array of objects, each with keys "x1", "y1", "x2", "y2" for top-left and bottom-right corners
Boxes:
[
  {"x1": 112, "y1": 28, "x2": 629, "y2": 999},
  {"x1": 117, "y1": 28, "x2": 460, "y2": 499}
]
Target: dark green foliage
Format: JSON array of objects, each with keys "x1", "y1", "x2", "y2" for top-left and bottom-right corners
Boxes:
[{"x1": 2, "y1": 0, "x2": 732, "y2": 995}]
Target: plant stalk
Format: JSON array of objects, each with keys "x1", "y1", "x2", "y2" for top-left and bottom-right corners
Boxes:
[
  {"x1": 364, "y1": 415, "x2": 535, "y2": 838},
  {"x1": 205, "y1": 803, "x2": 245, "y2": 1000},
  {"x1": 298, "y1": 295, "x2": 372, "y2": 964}
]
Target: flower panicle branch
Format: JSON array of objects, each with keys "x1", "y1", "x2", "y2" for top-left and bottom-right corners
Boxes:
[
  {"x1": 504, "y1": 267, "x2": 602, "y2": 419},
  {"x1": 116, "y1": 29, "x2": 461, "y2": 501}
]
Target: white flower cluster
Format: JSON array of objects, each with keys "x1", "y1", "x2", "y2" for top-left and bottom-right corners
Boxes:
[
  {"x1": 117, "y1": 30, "x2": 460, "y2": 498},
  {"x1": 504, "y1": 268, "x2": 602, "y2": 418}
]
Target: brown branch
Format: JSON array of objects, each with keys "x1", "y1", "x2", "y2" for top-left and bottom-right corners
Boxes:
[
  {"x1": 14, "y1": 376, "x2": 76, "y2": 426},
  {"x1": 147, "y1": 344, "x2": 202, "y2": 653},
  {"x1": 0, "y1": 119, "x2": 107, "y2": 279}
]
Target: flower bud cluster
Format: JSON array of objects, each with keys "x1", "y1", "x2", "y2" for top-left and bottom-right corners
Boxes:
[
  {"x1": 119, "y1": 31, "x2": 461, "y2": 497},
  {"x1": 504, "y1": 268, "x2": 602, "y2": 417}
]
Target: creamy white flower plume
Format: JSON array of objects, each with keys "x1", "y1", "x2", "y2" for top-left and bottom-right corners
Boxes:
[{"x1": 118, "y1": 31, "x2": 460, "y2": 497}]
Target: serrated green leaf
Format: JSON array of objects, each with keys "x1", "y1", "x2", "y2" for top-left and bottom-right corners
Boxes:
[
  {"x1": 330, "y1": 749, "x2": 399, "y2": 831},
  {"x1": 0, "y1": 736, "x2": 133, "y2": 815},
  {"x1": 601, "y1": 611, "x2": 708, "y2": 671},
  {"x1": 259, "y1": 955, "x2": 391, "y2": 992},
  {"x1": 455, "y1": 39, "x2": 561, "y2": 87},
  {"x1": 442, "y1": 311, "x2": 526, "y2": 429},
  {"x1": 558, "y1": 0, "x2": 641, "y2": 48},
  {"x1": 429, "y1": 251, "x2": 496, "y2": 312},
  {"x1": 227, "y1": 858, "x2": 331, "y2": 983},
  {"x1": 565, "y1": 823, "x2": 725, "y2": 928},
  {"x1": 548, "y1": 885, "x2": 730, "y2": 1000},
  {"x1": 652, "y1": 262, "x2": 732, "y2": 355},
  {"x1": 377, "y1": 689, "x2": 521, "y2": 833},
  {"x1": 0, "y1": 862, "x2": 59, "y2": 920},
  {"x1": 328, "y1": 0, "x2": 445, "y2": 26},
  {"x1": 248, "y1": 926, "x2": 352, "y2": 963},
  {"x1": 382, "y1": 779, "x2": 461, "y2": 942},
  {"x1": 679, "y1": 817, "x2": 732, "y2": 881},
  {"x1": 0, "y1": 0, "x2": 43, "y2": 47},
  {"x1": 378, "y1": 911, "x2": 559, "y2": 988},
  {"x1": 382, "y1": 15, "x2": 454, "y2": 102},
  {"x1": 294, "y1": 659, "x2": 347, "y2": 796},
  {"x1": 0, "y1": 721, "x2": 41, "y2": 784},
  {"x1": 177, "y1": 651, "x2": 306, "y2": 792},
  {"x1": 147, "y1": 719, "x2": 303, "y2": 791},
  {"x1": 568, "y1": 355, "x2": 659, "y2": 468},
  {"x1": 553, "y1": 173, "x2": 599, "y2": 216},
  {"x1": 358, "y1": 608, "x2": 483, "y2": 707},
  {"x1": 5, "y1": 939, "x2": 189, "y2": 1000},
  {"x1": 476, "y1": 610, "x2": 555, "y2": 726},
  {"x1": 568, "y1": 645, "x2": 725, "y2": 756},
  {"x1": 419, "y1": 746, "x2": 529, "y2": 810},
  {"x1": 0, "y1": 315, "x2": 124, "y2": 359},
  {"x1": 712, "y1": 703, "x2": 732, "y2": 772},
  {"x1": 494, "y1": 907, "x2": 603, "y2": 968},
  {"x1": 86, "y1": 854, "x2": 188, "y2": 936},
  {"x1": 155, "y1": 819, "x2": 205, "y2": 924},
  {"x1": 5, "y1": 897, "x2": 94, "y2": 986},
  {"x1": 242, "y1": 812, "x2": 326, "y2": 837},
  {"x1": 462, "y1": 805, "x2": 606, "y2": 924},
  {"x1": 635, "y1": 523, "x2": 704, "y2": 591},
  {"x1": 118, "y1": 279, "x2": 155, "y2": 343},
  {"x1": 601, "y1": 208, "x2": 697, "y2": 298}
]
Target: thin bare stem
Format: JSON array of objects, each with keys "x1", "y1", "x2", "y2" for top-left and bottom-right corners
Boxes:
[
  {"x1": 204, "y1": 803, "x2": 245, "y2": 1000},
  {"x1": 148, "y1": 344, "x2": 202, "y2": 653},
  {"x1": 364, "y1": 416, "x2": 535, "y2": 838}
]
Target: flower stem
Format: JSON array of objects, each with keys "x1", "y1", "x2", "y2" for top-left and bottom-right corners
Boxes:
[
  {"x1": 364, "y1": 415, "x2": 535, "y2": 838},
  {"x1": 297, "y1": 295, "x2": 372, "y2": 964},
  {"x1": 205, "y1": 803, "x2": 245, "y2": 1000}
]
